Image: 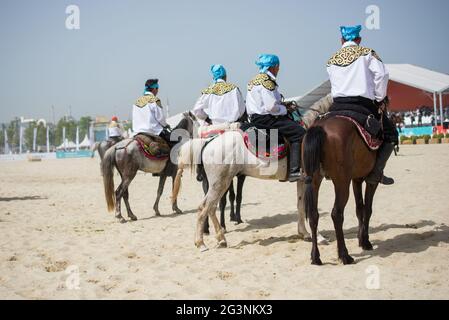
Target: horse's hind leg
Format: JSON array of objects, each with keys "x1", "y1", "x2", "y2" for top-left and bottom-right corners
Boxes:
[
  {"x1": 123, "y1": 188, "x2": 137, "y2": 221},
  {"x1": 331, "y1": 178, "x2": 354, "y2": 265},
  {"x1": 361, "y1": 182, "x2": 378, "y2": 251},
  {"x1": 153, "y1": 175, "x2": 167, "y2": 216},
  {"x1": 219, "y1": 189, "x2": 229, "y2": 231},
  {"x1": 352, "y1": 179, "x2": 365, "y2": 248},
  {"x1": 307, "y1": 175, "x2": 323, "y2": 265},
  {"x1": 115, "y1": 182, "x2": 126, "y2": 223}
]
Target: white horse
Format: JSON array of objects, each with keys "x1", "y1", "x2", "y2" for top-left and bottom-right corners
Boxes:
[{"x1": 171, "y1": 94, "x2": 333, "y2": 251}]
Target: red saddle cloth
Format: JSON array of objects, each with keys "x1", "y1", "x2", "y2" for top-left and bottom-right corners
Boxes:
[
  {"x1": 134, "y1": 134, "x2": 170, "y2": 161},
  {"x1": 242, "y1": 131, "x2": 287, "y2": 161},
  {"x1": 335, "y1": 115, "x2": 382, "y2": 150}
]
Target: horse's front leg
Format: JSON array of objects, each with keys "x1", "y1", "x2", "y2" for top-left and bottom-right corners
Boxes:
[{"x1": 153, "y1": 175, "x2": 167, "y2": 216}]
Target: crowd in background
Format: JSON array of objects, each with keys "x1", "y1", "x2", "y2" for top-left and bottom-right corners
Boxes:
[{"x1": 389, "y1": 107, "x2": 449, "y2": 131}]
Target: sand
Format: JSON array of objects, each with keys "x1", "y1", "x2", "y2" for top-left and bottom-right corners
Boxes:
[{"x1": 0, "y1": 144, "x2": 448, "y2": 299}]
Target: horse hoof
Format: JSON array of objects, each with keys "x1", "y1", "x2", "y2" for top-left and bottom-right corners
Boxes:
[
  {"x1": 298, "y1": 233, "x2": 312, "y2": 242},
  {"x1": 361, "y1": 242, "x2": 374, "y2": 251},
  {"x1": 199, "y1": 245, "x2": 209, "y2": 252},
  {"x1": 129, "y1": 216, "x2": 138, "y2": 221},
  {"x1": 311, "y1": 258, "x2": 323, "y2": 266},
  {"x1": 117, "y1": 218, "x2": 127, "y2": 224},
  {"x1": 339, "y1": 255, "x2": 355, "y2": 265},
  {"x1": 174, "y1": 209, "x2": 183, "y2": 215},
  {"x1": 216, "y1": 240, "x2": 227, "y2": 249},
  {"x1": 318, "y1": 235, "x2": 330, "y2": 246}
]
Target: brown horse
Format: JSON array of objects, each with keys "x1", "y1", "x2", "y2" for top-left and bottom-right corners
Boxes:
[{"x1": 303, "y1": 114, "x2": 380, "y2": 265}]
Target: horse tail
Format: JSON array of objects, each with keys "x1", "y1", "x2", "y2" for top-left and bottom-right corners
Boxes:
[
  {"x1": 171, "y1": 139, "x2": 206, "y2": 204},
  {"x1": 303, "y1": 126, "x2": 326, "y2": 220},
  {"x1": 102, "y1": 147, "x2": 116, "y2": 212}
]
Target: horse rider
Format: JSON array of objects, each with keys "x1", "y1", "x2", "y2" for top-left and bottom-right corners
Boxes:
[
  {"x1": 132, "y1": 79, "x2": 172, "y2": 145},
  {"x1": 192, "y1": 64, "x2": 246, "y2": 125},
  {"x1": 108, "y1": 116, "x2": 124, "y2": 143},
  {"x1": 327, "y1": 25, "x2": 398, "y2": 185},
  {"x1": 246, "y1": 54, "x2": 306, "y2": 182}
]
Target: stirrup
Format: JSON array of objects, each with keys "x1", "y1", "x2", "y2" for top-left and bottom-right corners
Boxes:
[{"x1": 288, "y1": 170, "x2": 306, "y2": 183}]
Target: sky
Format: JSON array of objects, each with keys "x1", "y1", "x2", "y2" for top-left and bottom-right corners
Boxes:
[{"x1": 1, "y1": 0, "x2": 449, "y2": 123}]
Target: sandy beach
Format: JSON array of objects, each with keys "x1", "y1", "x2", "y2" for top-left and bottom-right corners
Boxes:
[{"x1": 0, "y1": 144, "x2": 448, "y2": 300}]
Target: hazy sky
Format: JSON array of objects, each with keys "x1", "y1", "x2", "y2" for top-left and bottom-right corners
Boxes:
[{"x1": 1, "y1": 0, "x2": 448, "y2": 123}]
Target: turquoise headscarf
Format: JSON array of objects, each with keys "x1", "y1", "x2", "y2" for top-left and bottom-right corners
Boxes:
[
  {"x1": 340, "y1": 25, "x2": 362, "y2": 42},
  {"x1": 210, "y1": 64, "x2": 226, "y2": 82},
  {"x1": 256, "y1": 54, "x2": 280, "y2": 73}
]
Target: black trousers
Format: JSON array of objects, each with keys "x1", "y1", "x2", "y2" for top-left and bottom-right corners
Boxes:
[
  {"x1": 334, "y1": 96, "x2": 399, "y2": 145},
  {"x1": 250, "y1": 114, "x2": 306, "y2": 143}
]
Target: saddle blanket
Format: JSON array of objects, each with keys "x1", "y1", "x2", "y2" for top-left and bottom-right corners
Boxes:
[
  {"x1": 134, "y1": 133, "x2": 170, "y2": 160},
  {"x1": 242, "y1": 127, "x2": 287, "y2": 161},
  {"x1": 198, "y1": 122, "x2": 241, "y2": 139},
  {"x1": 335, "y1": 116, "x2": 382, "y2": 150}
]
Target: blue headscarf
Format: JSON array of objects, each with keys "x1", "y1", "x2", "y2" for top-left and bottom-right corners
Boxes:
[
  {"x1": 340, "y1": 25, "x2": 362, "y2": 42},
  {"x1": 255, "y1": 54, "x2": 280, "y2": 73},
  {"x1": 144, "y1": 82, "x2": 159, "y2": 94},
  {"x1": 210, "y1": 64, "x2": 226, "y2": 82}
]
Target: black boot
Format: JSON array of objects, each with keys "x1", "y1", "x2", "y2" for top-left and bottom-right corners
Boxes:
[
  {"x1": 366, "y1": 142, "x2": 395, "y2": 185},
  {"x1": 288, "y1": 142, "x2": 303, "y2": 182}
]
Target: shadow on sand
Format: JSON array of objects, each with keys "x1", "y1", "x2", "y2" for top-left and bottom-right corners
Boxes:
[{"x1": 0, "y1": 196, "x2": 47, "y2": 202}]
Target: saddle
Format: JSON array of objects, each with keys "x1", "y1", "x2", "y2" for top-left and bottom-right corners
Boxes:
[
  {"x1": 323, "y1": 103, "x2": 383, "y2": 150},
  {"x1": 134, "y1": 133, "x2": 170, "y2": 160},
  {"x1": 240, "y1": 123, "x2": 288, "y2": 160}
]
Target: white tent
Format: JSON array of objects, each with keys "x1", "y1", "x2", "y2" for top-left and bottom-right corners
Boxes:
[
  {"x1": 56, "y1": 139, "x2": 77, "y2": 150},
  {"x1": 79, "y1": 134, "x2": 92, "y2": 149}
]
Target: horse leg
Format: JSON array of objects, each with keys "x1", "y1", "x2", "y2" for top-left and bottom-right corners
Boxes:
[
  {"x1": 228, "y1": 181, "x2": 236, "y2": 222},
  {"x1": 352, "y1": 179, "x2": 365, "y2": 248},
  {"x1": 202, "y1": 177, "x2": 210, "y2": 235},
  {"x1": 195, "y1": 174, "x2": 232, "y2": 250},
  {"x1": 234, "y1": 175, "x2": 245, "y2": 224},
  {"x1": 331, "y1": 179, "x2": 354, "y2": 265},
  {"x1": 361, "y1": 182, "x2": 378, "y2": 250},
  {"x1": 118, "y1": 168, "x2": 137, "y2": 222},
  {"x1": 153, "y1": 175, "x2": 167, "y2": 216},
  {"x1": 219, "y1": 189, "x2": 228, "y2": 231},
  {"x1": 114, "y1": 182, "x2": 126, "y2": 223},
  {"x1": 123, "y1": 188, "x2": 137, "y2": 221},
  {"x1": 297, "y1": 180, "x2": 311, "y2": 241},
  {"x1": 298, "y1": 179, "x2": 329, "y2": 244},
  {"x1": 171, "y1": 173, "x2": 183, "y2": 214},
  {"x1": 307, "y1": 174, "x2": 323, "y2": 265}
]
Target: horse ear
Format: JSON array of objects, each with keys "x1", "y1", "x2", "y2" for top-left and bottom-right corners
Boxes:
[{"x1": 188, "y1": 111, "x2": 197, "y2": 121}]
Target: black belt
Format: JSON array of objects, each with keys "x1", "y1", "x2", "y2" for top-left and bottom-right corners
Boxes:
[{"x1": 333, "y1": 96, "x2": 376, "y2": 110}]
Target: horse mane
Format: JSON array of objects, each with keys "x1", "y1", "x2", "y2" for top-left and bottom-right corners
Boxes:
[{"x1": 302, "y1": 93, "x2": 333, "y2": 129}]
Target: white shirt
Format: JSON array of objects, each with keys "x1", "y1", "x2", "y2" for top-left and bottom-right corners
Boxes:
[
  {"x1": 327, "y1": 41, "x2": 389, "y2": 102},
  {"x1": 108, "y1": 121, "x2": 122, "y2": 137},
  {"x1": 132, "y1": 92, "x2": 167, "y2": 135},
  {"x1": 246, "y1": 71, "x2": 287, "y2": 116},
  {"x1": 192, "y1": 79, "x2": 246, "y2": 124}
]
